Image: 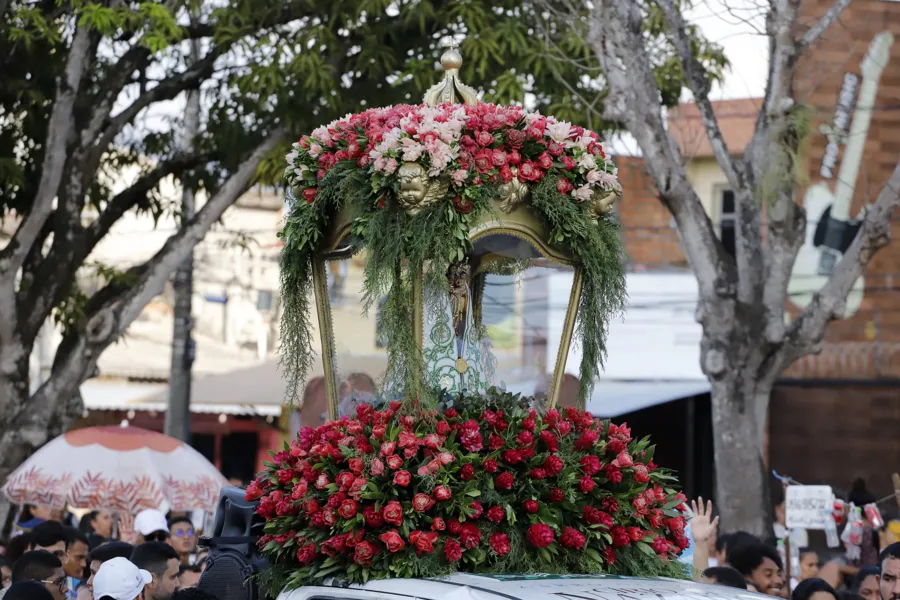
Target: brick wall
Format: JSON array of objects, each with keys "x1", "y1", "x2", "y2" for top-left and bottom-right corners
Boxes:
[
  {"x1": 785, "y1": 0, "x2": 900, "y2": 379},
  {"x1": 615, "y1": 156, "x2": 689, "y2": 270}
]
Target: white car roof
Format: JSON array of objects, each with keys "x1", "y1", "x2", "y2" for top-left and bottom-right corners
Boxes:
[{"x1": 278, "y1": 573, "x2": 768, "y2": 600}]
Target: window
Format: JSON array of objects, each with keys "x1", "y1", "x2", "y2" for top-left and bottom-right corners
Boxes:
[
  {"x1": 719, "y1": 189, "x2": 736, "y2": 258},
  {"x1": 257, "y1": 289, "x2": 274, "y2": 311}
]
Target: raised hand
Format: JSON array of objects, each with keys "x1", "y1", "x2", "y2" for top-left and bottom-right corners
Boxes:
[
  {"x1": 691, "y1": 496, "x2": 719, "y2": 543},
  {"x1": 116, "y1": 511, "x2": 136, "y2": 543}
]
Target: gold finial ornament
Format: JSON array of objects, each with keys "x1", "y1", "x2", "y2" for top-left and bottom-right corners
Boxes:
[
  {"x1": 423, "y1": 41, "x2": 478, "y2": 106},
  {"x1": 497, "y1": 168, "x2": 529, "y2": 213}
]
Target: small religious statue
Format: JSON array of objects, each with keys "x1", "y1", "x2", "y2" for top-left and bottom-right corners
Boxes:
[
  {"x1": 447, "y1": 261, "x2": 471, "y2": 376},
  {"x1": 397, "y1": 162, "x2": 449, "y2": 215}
]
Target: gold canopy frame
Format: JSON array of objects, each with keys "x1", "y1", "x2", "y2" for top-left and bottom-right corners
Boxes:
[{"x1": 310, "y1": 45, "x2": 600, "y2": 421}]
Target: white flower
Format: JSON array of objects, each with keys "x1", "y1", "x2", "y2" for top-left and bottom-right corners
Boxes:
[
  {"x1": 311, "y1": 126, "x2": 330, "y2": 145},
  {"x1": 382, "y1": 128, "x2": 402, "y2": 150},
  {"x1": 574, "y1": 134, "x2": 593, "y2": 151},
  {"x1": 428, "y1": 140, "x2": 456, "y2": 176},
  {"x1": 401, "y1": 138, "x2": 425, "y2": 161},
  {"x1": 578, "y1": 153, "x2": 597, "y2": 171},
  {"x1": 451, "y1": 169, "x2": 469, "y2": 186},
  {"x1": 546, "y1": 121, "x2": 573, "y2": 143},
  {"x1": 572, "y1": 185, "x2": 593, "y2": 202},
  {"x1": 385, "y1": 158, "x2": 399, "y2": 174},
  {"x1": 586, "y1": 169, "x2": 602, "y2": 185},
  {"x1": 309, "y1": 143, "x2": 323, "y2": 158},
  {"x1": 524, "y1": 111, "x2": 543, "y2": 124},
  {"x1": 598, "y1": 171, "x2": 619, "y2": 189},
  {"x1": 285, "y1": 150, "x2": 299, "y2": 165}
]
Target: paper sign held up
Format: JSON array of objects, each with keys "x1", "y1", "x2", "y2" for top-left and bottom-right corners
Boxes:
[{"x1": 786, "y1": 485, "x2": 834, "y2": 530}]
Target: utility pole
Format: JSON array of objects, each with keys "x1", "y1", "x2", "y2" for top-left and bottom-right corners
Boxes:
[{"x1": 165, "y1": 32, "x2": 201, "y2": 442}]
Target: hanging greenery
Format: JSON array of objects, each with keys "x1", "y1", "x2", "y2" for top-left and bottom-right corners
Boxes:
[{"x1": 278, "y1": 101, "x2": 626, "y2": 407}]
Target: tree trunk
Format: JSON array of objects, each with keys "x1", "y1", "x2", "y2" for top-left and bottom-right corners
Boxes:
[{"x1": 710, "y1": 375, "x2": 773, "y2": 538}]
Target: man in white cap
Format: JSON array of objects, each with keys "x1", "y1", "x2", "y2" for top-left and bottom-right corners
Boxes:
[
  {"x1": 131, "y1": 511, "x2": 168, "y2": 545},
  {"x1": 92, "y1": 557, "x2": 151, "y2": 600}
]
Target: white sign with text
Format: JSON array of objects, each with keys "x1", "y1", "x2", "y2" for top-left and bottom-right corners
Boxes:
[{"x1": 786, "y1": 485, "x2": 834, "y2": 530}]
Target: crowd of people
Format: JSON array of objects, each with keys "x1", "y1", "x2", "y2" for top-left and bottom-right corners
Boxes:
[
  {"x1": 0, "y1": 505, "x2": 217, "y2": 600},
  {"x1": 688, "y1": 479, "x2": 899, "y2": 600}
]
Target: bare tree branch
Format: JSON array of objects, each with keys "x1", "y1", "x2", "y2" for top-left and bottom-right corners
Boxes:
[
  {"x1": 798, "y1": 0, "x2": 853, "y2": 53},
  {"x1": 0, "y1": 26, "x2": 92, "y2": 277},
  {"x1": 656, "y1": 0, "x2": 744, "y2": 191}
]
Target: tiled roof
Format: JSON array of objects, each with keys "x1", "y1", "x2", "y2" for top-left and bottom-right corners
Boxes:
[{"x1": 667, "y1": 97, "x2": 762, "y2": 158}]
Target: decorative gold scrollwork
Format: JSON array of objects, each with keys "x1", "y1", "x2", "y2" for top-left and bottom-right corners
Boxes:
[{"x1": 498, "y1": 168, "x2": 528, "y2": 213}]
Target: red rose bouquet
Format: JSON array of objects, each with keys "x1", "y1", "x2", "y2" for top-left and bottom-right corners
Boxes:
[{"x1": 251, "y1": 390, "x2": 689, "y2": 590}]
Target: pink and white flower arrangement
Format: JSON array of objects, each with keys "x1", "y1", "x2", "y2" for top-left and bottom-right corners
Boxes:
[{"x1": 284, "y1": 102, "x2": 620, "y2": 208}]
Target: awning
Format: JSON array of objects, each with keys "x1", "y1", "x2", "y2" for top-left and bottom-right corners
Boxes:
[
  {"x1": 504, "y1": 378, "x2": 710, "y2": 417},
  {"x1": 586, "y1": 379, "x2": 710, "y2": 417},
  {"x1": 79, "y1": 381, "x2": 282, "y2": 417}
]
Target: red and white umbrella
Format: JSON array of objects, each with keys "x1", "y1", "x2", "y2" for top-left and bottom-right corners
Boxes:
[{"x1": 2, "y1": 425, "x2": 227, "y2": 513}]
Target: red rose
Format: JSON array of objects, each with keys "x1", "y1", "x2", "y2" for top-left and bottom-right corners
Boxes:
[
  {"x1": 602, "y1": 546, "x2": 616, "y2": 564},
  {"x1": 444, "y1": 538, "x2": 463, "y2": 562},
  {"x1": 318, "y1": 153, "x2": 336, "y2": 170},
  {"x1": 393, "y1": 470, "x2": 411, "y2": 487},
  {"x1": 357, "y1": 154, "x2": 371, "y2": 168},
  {"x1": 338, "y1": 499, "x2": 358, "y2": 519},
  {"x1": 561, "y1": 527, "x2": 587, "y2": 550},
  {"x1": 413, "y1": 493, "x2": 436, "y2": 513},
  {"x1": 492, "y1": 149, "x2": 508, "y2": 168},
  {"x1": 296, "y1": 542, "x2": 317, "y2": 565},
  {"x1": 383, "y1": 500, "x2": 403, "y2": 526},
  {"x1": 527, "y1": 523, "x2": 555, "y2": 548},
  {"x1": 370, "y1": 458, "x2": 385, "y2": 476},
  {"x1": 580, "y1": 476, "x2": 595, "y2": 494},
  {"x1": 459, "y1": 420, "x2": 483, "y2": 452},
  {"x1": 363, "y1": 505, "x2": 384, "y2": 528},
  {"x1": 674, "y1": 534, "x2": 691, "y2": 550},
  {"x1": 487, "y1": 505, "x2": 506, "y2": 523},
  {"x1": 349, "y1": 458, "x2": 365, "y2": 474},
  {"x1": 666, "y1": 516, "x2": 686, "y2": 535},
  {"x1": 432, "y1": 517, "x2": 446, "y2": 531},
  {"x1": 583, "y1": 507, "x2": 614, "y2": 527},
  {"x1": 543, "y1": 455, "x2": 564, "y2": 476},
  {"x1": 601, "y1": 497, "x2": 620, "y2": 513},
  {"x1": 276, "y1": 468, "x2": 293, "y2": 485},
  {"x1": 488, "y1": 434, "x2": 504, "y2": 451},
  {"x1": 490, "y1": 532, "x2": 511, "y2": 556},
  {"x1": 632, "y1": 495, "x2": 649, "y2": 516},
  {"x1": 301, "y1": 187, "x2": 318, "y2": 203},
  {"x1": 607, "y1": 438, "x2": 626, "y2": 454},
  {"x1": 604, "y1": 464, "x2": 623, "y2": 484},
  {"x1": 517, "y1": 160, "x2": 541, "y2": 182},
  {"x1": 652, "y1": 535, "x2": 670, "y2": 556},
  {"x1": 580, "y1": 455, "x2": 602, "y2": 475},
  {"x1": 521, "y1": 417, "x2": 536, "y2": 431},
  {"x1": 557, "y1": 421, "x2": 572, "y2": 436},
  {"x1": 526, "y1": 126, "x2": 543, "y2": 140},
  {"x1": 379, "y1": 530, "x2": 406, "y2": 553},
  {"x1": 648, "y1": 509, "x2": 664, "y2": 529},
  {"x1": 525, "y1": 500, "x2": 540, "y2": 514},
  {"x1": 469, "y1": 501, "x2": 484, "y2": 519},
  {"x1": 503, "y1": 449, "x2": 522, "y2": 464},
  {"x1": 423, "y1": 434, "x2": 444, "y2": 449},
  {"x1": 516, "y1": 430, "x2": 534, "y2": 447},
  {"x1": 409, "y1": 530, "x2": 439, "y2": 555},
  {"x1": 291, "y1": 480, "x2": 308, "y2": 500},
  {"x1": 434, "y1": 486, "x2": 452, "y2": 501},
  {"x1": 459, "y1": 523, "x2": 482, "y2": 549},
  {"x1": 530, "y1": 468, "x2": 547, "y2": 480},
  {"x1": 437, "y1": 421, "x2": 451, "y2": 435},
  {"x1": 499, "y1": 165, "x2": 514, "y2": 183},
  {"x1": 611, "y1": 526, "x2": 631, "y2": 547},
  {"x1": 476, "y1": 131, "x2": 494, "y2": 146},
  {"x1": 633, "y1": 464, "x2": 650, "y2": 483},
  {"x1": 336, "y1": 472, "x2": 354, "y2": 490},
  {"x1": 506, "y1": 129, "x2": 526, "y2": 148},
  {"x1": 615, "y1": 451, "x2": 634, "y2": 468},
  {"x1": 483, "y1": 459, "x2": 498, "y2": 473},
  {"x1": 349, "y1": 476, "x2": 367, "y2": 498},
  {"x1": 628, "y1": 527, "x2": 644, "y2": 542},
  {"x1": 444, "y1": 408, "x2": 459, "y2": 418},
  {"x1": 537, "y1": 152, "x2": 554, "y2": 170},
  {"x1": 386, "y1": 455, "x2": 403, "y2": 470},
  {"x1": 245, "y1": 478, "x2": 266, "y2": 501},
  {"x1": 557, "y1": 178, "x2": 574, "y2": 195},
  {"x1": 575, "y1": 430, "x2": 599, "y2": 451},
  {"x1": 447, "y1": 519, "x2": 462, "y2": 535},
  {"x1": 549, "y1": 488, "x2": 564, "y2": 503},
  {"x1": 520, "y1": 446, "x2": 535, "y2": 460},
  {"x1": 380, "y1": 441, "x2": 396, "y2": 456},
  {"x1": 460, "y1": 464, "x2": 475, "y2": 480},
  {"x1": 540, "y1": 430, "x2": 559, "y2": 452},
  {"x1": 322, "y1": 508, "x2": 336, "y2": 527},
  {"x1": 495, "y1": 472, "x2": 514, "y2": 490},
  {"x1": 353, "y1": 540, "x2": 378, "y2": 567}
]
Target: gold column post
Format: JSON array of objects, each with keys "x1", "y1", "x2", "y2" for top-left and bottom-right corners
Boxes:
[
  {"x1": 312, "y1": 259, "x2": 339, "y2": 421},
  {"x1": 547, "y1": 268, "x2": 583, "y2": 411}
]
